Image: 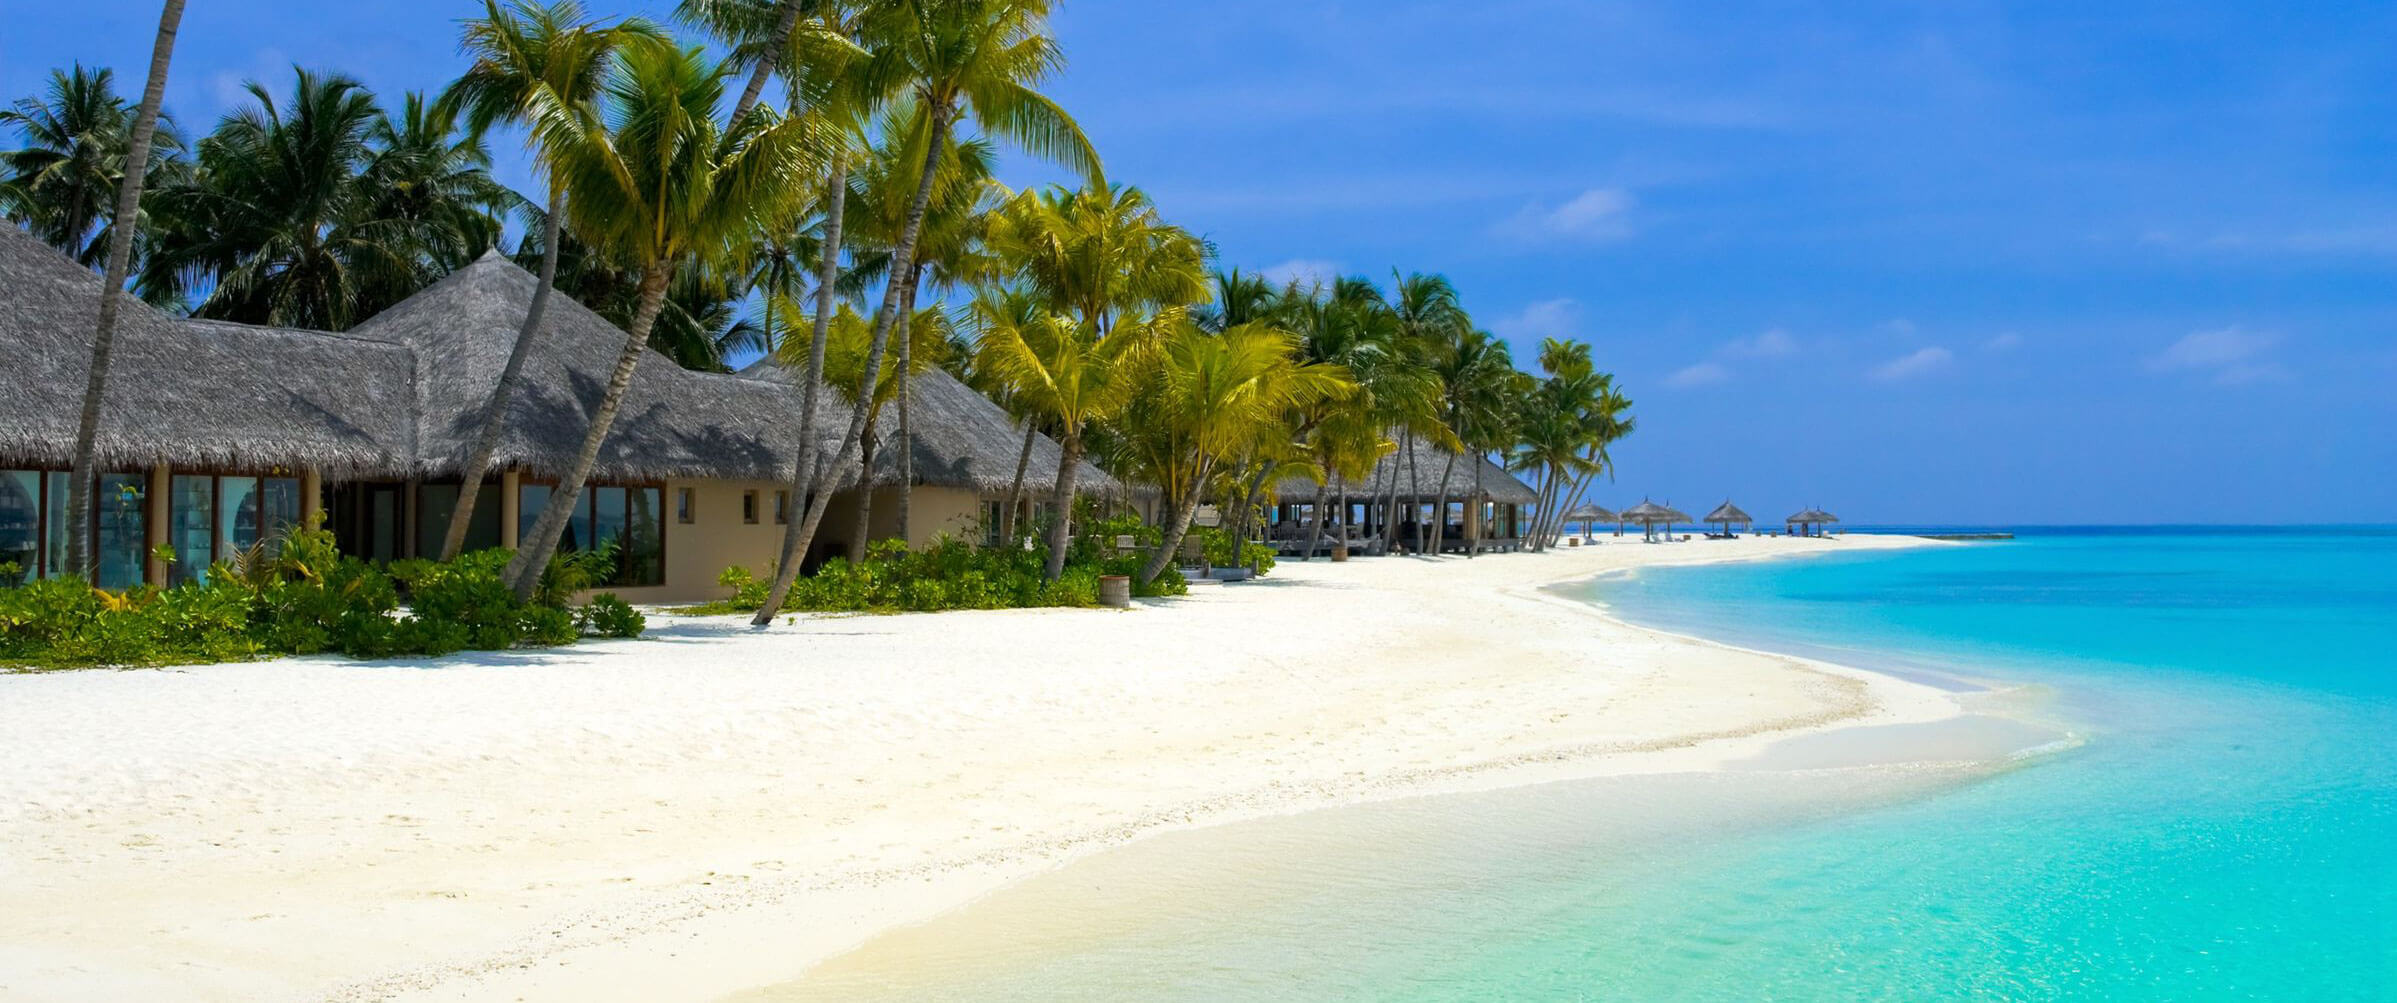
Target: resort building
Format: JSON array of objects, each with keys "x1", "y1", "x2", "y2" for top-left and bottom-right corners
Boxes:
[
  {"x1": 0, "y1": 226, "x2": 1110, "y2": 602},
  {"x1": 1269, "y1": 437, "x2": 1539, "y2": 554}
]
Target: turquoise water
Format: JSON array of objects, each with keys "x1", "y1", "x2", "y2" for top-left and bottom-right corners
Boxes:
[{"x1": 761, "y1": 530, "x2": 2397, "y2": 1001}]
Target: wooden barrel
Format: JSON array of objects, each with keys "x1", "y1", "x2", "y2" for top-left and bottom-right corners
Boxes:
[{"x1": 1098, "y1": 574, "x2": 1132, "y2": 608}]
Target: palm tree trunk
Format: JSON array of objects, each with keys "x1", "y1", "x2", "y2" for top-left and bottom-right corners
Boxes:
[
  {"x1": 1379, "y1": 455, "x2": 1402, "y2": 555},
  {"x1": 440, "y1": 182, "x2": 566, "y2": 561},
  {"x1": 1430, "y1": 449, "x2": 1457, "y2": 557},
  {"x1": 505, "y1": 259, "x2": 672, "y2": 599},
  {"x1": 755, "y1": 105, "x2": 950, "y2": 624},
  {"x1": 999, "y1": 420, "x2": 1034, "y2": 544},
  {"x1": 1139, "y1": 459, "x2": 1212, "y2": 585},
  {"x1": 1335, "y1": 470, "x2": 1351, "y2": 555},
  {"x1": 847, "y1": 433, "x2": 877, "y2": 561},
  {"x1": 731, "y1": 0, "x2": 805, "y2": 124},
  {"x1": 753, "y1": 156, "x2": 845, "y2": 619},
  {"x1": 894, "y1": 261, "x2": 922, "y2": 546},
  {"x1": 1404, "y1": 429, "x2": 1423, "y2": 554},
  {"x1": 1467, "y1": 453, "x2": 1485, "y2": 557},
  {"x1": 1039, "y1": 430, "x2": 1083, "y2": 582},
  {"x1": 63, "y1": 0, "x2": 183, "y2": 582},
  {"x1": 1303, "y1": 478, "x2": 1329, "y2": 561}
]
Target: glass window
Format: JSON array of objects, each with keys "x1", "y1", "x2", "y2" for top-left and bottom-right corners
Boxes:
[
  {"x1": 220, "y1": 476, "x2": 263, "y2": 555},
  {"x1": 621, "y1": 486, "x2": 663, "y2": 586},
  {"x1": 0, "y1": 471, "x2": 37, "y2": 583},
  {"x1": 676, "y1": 487, "x2": 694, "y2": 524},
  {"x1": 742, "y1": 490, "x2": 758, "y2": 524},
  {"x1": 591, "y1": 486, "x2": 628, "y2": 561},
  {"x1": 261, "y1": 477, "x2": 301, "y2": 551},
  {"x1": 43, "y1": 472, "x2": 69, "y2": 579},
  {"x1": 982, "y1": 500, "x2": 1003, "y2": 547},
  {"x1": 95, "y1": 473, "x2": 147, "y2": 590},
  {"x1": 416, "y1": 481, "x2": 502, "y2": 558},
  {"x1": 774, "y1": 491, "x2": 788, "y2": 525},
  {"x1": 168, "y1": 474, "x2": 215, "y2": 586}
]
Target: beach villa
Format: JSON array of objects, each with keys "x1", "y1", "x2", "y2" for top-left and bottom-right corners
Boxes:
[
  {"x1": 1269, "y1": 436, "x2": 1540, "y2": 555},
  {"x1": 0, "y1": 225, "x2": 1115, "y2": 603}
]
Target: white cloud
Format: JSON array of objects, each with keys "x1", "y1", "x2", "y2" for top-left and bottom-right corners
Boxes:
[
  {"x1": 1490, "y1": 298, "x2": 1581, "y2": 342},
  {"x1": 1869, "y1": 346, "x2": 1954, "y2": 382},
  {"x1": 1496, "y1": 187, "x2": 1636, "y2": 243},
  {"x1": 1258, "y1": 258, "x2": 1341, "y2": 289},
  {"x1": 1721, "y1": 328, "x2": 1799, "y2": 359},
  {"x1": 1983, "y1": 332, "x2": 2024, "y2": 352},
  {"x1": 1664, "y1": 362, "x2": 1730, "y2": 388},
  {"x1": 2147, "y1": 327, "x2": 2289, "y2": 385}
]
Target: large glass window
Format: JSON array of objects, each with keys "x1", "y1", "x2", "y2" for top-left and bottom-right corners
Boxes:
[
  {"x1": 43, "y1": 472, "x2": 69, "y2": 579},
  {"x1": 262, "y1": 477, "x2": 301, "y2": 549},
  {"x1": 415, "y1": 481, "x2": 501, "y2": 558},
  {"x1": 94, "y1": 473, "x2": 147, "y2": 590},
  {"x1": 518, "y1": 482, "x2": 664, "y2": 587},
  {"x1": 0, "y1": 471, "x2": 37, "y2": 583},
  {"x1": 168, "y1": 475, "x2": 215, "y2": 586}
]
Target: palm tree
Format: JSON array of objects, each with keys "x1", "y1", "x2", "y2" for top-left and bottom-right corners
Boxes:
[
  {"x1": 1126, "y1": 320, "x2": 1350, "y2": 585},
  {"x1": 752, "y1": 0, "x2": 1101, "y2": 623},
  {"x1": 974, "y1": 303, "x2": 1146, "y2": 581},
  {"x1": 1425, "y1": 325, "x2": 1511, "y2": 557},
  {"x1": 0, "y1": 65, "x2": 183, "y2": 266},
  {"x1": 1445, "y1": 331, "x2": 1517, "y2": 557},
  {"x1": 61, "y1": 0, "x2": 184, "y2": 582},
  {"x1": 983, "y1": 183, "x2": 1205, "y2": 578},
  {"x1": 1383, "y1": 272, "x2": 1468, "y2": 554},
  {"x1": 502, "y1": 37, "x2": 823, "y2": 598},
  {"x1": 435, "y1": 0, "x2": 660, "y2": 560}
]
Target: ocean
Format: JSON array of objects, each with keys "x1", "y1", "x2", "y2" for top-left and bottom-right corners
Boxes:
[{"x1": 753, "y1": 528, "x2": 2397, "y2": 1001}]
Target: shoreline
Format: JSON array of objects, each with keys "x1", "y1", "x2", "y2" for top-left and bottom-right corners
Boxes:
[{"x1": 0, "y1": 534, "x2": 1978, "y2": 1003}]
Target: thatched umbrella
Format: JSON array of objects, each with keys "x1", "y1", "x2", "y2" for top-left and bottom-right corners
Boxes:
[
  {"x1": 1704, "y1": 500, "x2": 1753, "y2": 537},
  {"x1": 1786, "y1": 507, "x2": 1840, "y2": 537},
  {"x1": 1618, "y1": 499, "x2": 1691, "y2": 541},
  {"x1": 1562, "y1": 503, "x2": 1617, "y2": 542}
]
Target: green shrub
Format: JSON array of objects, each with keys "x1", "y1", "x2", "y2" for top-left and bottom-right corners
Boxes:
[{"x1": 578, "y1": 594, "x2": 646, "y2": 638}]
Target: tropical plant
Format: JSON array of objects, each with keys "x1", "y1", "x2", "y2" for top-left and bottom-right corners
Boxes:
[
  {"x1": 754, "y1": 0, "x2": 1103, "y2": 621},
  {"x1": 436, "y1": 0, "x2": 662, "y2": 560},
  {"x1": 503, "y1": 37, "x2": 825, "y2": 598},
  {"x1": 0, "y1": 65, "x2": 184, "y2": 267}
]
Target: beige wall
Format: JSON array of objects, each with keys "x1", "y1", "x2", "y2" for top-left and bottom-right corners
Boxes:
[{"x1": 599, "y1": 480, "x2": 995, "y2": 605}]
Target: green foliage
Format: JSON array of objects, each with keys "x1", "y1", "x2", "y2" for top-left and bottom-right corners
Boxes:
[
  {"x1": 706, "y1": 520, "x2": 1185, "y2": 617},
  {"x1": 0, "y1": 519, "x2": 642, "y2": 671},
  {"x1": 577, "y1": 593, "x2": 646, "y2": 638}
]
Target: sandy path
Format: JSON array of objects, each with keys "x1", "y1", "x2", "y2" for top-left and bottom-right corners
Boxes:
[{"x1": 0, "y1": 534, "x2": 1947, "y2": 1002}]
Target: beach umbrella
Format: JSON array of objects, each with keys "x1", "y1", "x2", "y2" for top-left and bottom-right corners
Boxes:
[
  {"x1": 1562, "y1": 503, "x2": 1617, "y2": 542},
  {"x1": 1704, "y1": 500, "x2": 1753, "y2": 537},
  {"x1": 1619, "y1": 499, "x2": 1690, "y2": 541},
  {"x1": 1785, "y1": 507, "x2": 1840, "y2": 537}
]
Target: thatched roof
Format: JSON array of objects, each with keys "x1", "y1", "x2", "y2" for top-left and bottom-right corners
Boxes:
[
  {"x1": 1562, "y1": 503, "x2": 1617, "y2": 522},
  {"x1": 1786, "y1": 507, "x2": 1840, "y2": 524},
  {"x1": 1273, "y1": 435, "x2": 1538, "y2": 505},
  {"x1": 736, "y1": 358, "x2": 1122, "y2": 497},
  {"x1": 1704, "y1": 500, "x2": 1753, "y2": 524},
  {"x1": 352, "y1": 250, "x2": 840, "y2": 483},
  {"x1": 0, "y1": 225, "x2": 415, "y2": 476},
  {"x1": 1619, "y1": 499, "x2": 1692, "y2": 524}
]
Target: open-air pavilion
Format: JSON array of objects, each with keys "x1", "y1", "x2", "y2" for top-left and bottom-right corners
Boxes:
[
  {"x1": 1562, "y1": 503, "x2": 1617, "y2": 543},
  {"x1": 1704, "y1": 500, "x2": 1754, "y2": 538},
  {"x1": 1618, "y1": 499, "x2": 1693, "y2": 542},
  {"x1": 1786, "y1": 507, "x2": 1841, "y2": 537}
]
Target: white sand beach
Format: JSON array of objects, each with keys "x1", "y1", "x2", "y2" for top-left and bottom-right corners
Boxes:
[{"x1": 0, "y1": 534, "x2": 1958, "y2": 1003}]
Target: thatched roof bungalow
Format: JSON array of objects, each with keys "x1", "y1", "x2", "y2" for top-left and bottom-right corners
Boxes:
[
  {"x1": 1265, "y1": 436, "x2": 1540, "y2": 553},
  {"x1": 0, "y1": 227, "x2": 1096, "y2": 599}
]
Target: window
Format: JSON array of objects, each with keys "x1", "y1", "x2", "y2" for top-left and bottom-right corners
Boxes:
[
  {"x1": 0, "y1": 471, "x2": 37, "y2": 582},
  {"x1": 94, "y1": 473, "x2": 147, "y2": 590},
  {"x1": 519, "y1": 482, "x2": 665, "y2": 587},
  {"x1": 742, "y1": 490, "x2": 759, "y2": 524},
  {"x1": 676, "y1": 487, "x2": 694, "y2": 524},
  {"x1": 167, "y1": 475, "x2": 215, "y2": 585},
  {"x1": 981, "y1": 499, "x2": 1003, "y2": 547},
  {"x1": 415, "y1": 481, "x2": 501, "y2": 557},
  {"x1": 774, "y1": 491, "x2": 788, "y2": 525}
]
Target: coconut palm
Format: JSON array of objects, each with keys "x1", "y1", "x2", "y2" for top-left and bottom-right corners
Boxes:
[
  {"x1": 753, "y1": 0, "x2": 1100, "y2": 623},
  {"x1": 1124, "y1": 320, "x2": 1351, "y2": 585},
  {"x1": 502, "y1": 38, "x2": 824, "y2": 597},
  {"x1": 775, "y1": 299, "x2": 951, "y2": 558},
  {"x1": 983, "y1": 183, "x2": 1204, "y2": 578},
  {"x1": 1425, "y1": 325, "x2": 1512, "y2": 556},
  {"x1": 434, "y1": 0, "x2": 661, "y2": 560},
  {"x1": 0, "y1": 65, "x2": 184, "y2": 267},
  {"x1": 1382, "y1": 272, "x2": 1468, "y2": 553},
  {"x1": 974, "y1": 301, "x2": 1152, "y2": 582},
  {"x1": 61, "y1": 0, "x2": 183, "y2": 582}
]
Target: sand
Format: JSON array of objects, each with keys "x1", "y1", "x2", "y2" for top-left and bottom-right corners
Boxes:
[{"x1": 0, "y1": 533, "x2": 1956, "y2": 1002}]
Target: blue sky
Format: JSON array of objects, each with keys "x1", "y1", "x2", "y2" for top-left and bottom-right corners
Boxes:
[{"x1": 7, "y1": 1, "x2": 2394, "y2": 524}]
